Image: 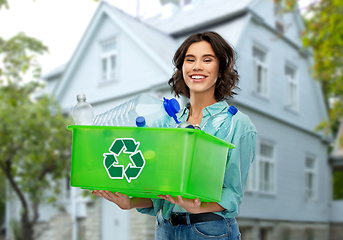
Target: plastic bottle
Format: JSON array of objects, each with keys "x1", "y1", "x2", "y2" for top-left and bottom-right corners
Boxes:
[
  {"x1": 93, "y1": 93, "x2": 181, "y2": 127},
  {"x1": 176, "y1": 121, "x2": 195, "y2": 129},
  {"x1": 201, "y1": 105, "x2": 238, "y2": 141},
  {"x1": 136, "y1": 116, "x2": 148, "y2": 127},
  {"x1": 72, "y1": 94, "x2": 94, "y2": 125}
]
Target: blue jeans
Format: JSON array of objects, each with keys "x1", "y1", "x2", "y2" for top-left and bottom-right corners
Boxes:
[{"x1": 155, "y1": 213, "x2": 241, "y2": 240}]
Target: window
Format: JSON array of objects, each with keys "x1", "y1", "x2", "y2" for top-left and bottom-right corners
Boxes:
[
  {"x1": 281, "y1": 228, "x2": 291, "y2": 240},
  {"x1": 285, "y1": 65, "x2": 297, "y2": 110},
  {"x1": 259, "y1": 228, "x2": 269, "y2": 240},
  {"x1": 253, "y1": 45, "x2": 268, "y2": 97},
  {"x1": 274, "y1": 1, "x2": 285, "y2": 34},
  {"x1": 100, "y1": 39, "x2": 117, "y2": 82},
  {"x1": 182, "y1": 0, "x2": 192, "y2": 6},
  {"x1": 304, "y1": 229, "x2": 315, "y2": 240},
  {"x1": 246, "y1": 160, "x2": 257, "y2": 192},
  {"x1": 61, "y1": 176, "x2": 70, "y2": 199},
  {"x1": 259, "y1": 142, "x2": 275, "y2": 194},
  {"x1": 305, "y1": 156, "x2": 317, "y2": 200}
]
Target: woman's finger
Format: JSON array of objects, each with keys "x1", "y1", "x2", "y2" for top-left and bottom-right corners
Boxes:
[{"x1": 194, "y1": 198, "x2": 201, "y2": 206}]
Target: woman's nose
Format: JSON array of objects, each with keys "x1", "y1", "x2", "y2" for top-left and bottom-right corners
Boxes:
[{"x1": 193, "y1": 61, "x2": 202, "y2": 71}]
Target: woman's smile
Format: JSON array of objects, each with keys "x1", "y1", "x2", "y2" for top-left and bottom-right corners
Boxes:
[{"x1": 189, "y1": 74, "x2": 208, "y2": 82}]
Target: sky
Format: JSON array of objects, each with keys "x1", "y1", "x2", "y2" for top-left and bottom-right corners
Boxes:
[
  {"x1": 0, "y1": 0, "x2": 162, "y2": 76},
  {"x1": 0, "y1": 0, "x2": 312, "y2": 76}
]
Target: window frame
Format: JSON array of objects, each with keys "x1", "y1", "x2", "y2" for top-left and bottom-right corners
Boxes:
[
  {"x1": 258, "y1": 141, "x2": 276, "y2": 195},
  {"x1": 245, "y1": 158, "x2": 258, "y2": 192},
  {"x1": 304, "y1": 154, "x2": 317, "y2": 201},
  {"x1": 99, "y1": 38, "x2": 118, "y2": 84},
  {"x1": 252, "y1": 44, "x2": 269, "y2": 98},
  {"x1": 284, "y1": 63, "x2": 298, "y2": 111}
]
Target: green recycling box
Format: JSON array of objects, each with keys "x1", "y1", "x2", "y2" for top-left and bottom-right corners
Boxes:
[{"x1": 67, "y1": 125, "x2": 235, "y2": 202}]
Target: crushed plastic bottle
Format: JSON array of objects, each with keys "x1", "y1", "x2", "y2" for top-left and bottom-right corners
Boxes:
[
  {"x1": 72, "y1": 94, "x2": 94, "y2": 125},
  {"x1": 93, "y1": 93, "x2": 180, "y2": 127},
  {"x1": 176, "y1": 121, "x2": 195, "y2": 129},
  {"x1": 201, "y1": 105, "x2": 238, "y2": 141}
]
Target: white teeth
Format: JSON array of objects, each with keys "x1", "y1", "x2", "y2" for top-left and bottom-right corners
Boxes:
[{"x1": 191, "y1": 75, "x2": 205, "y2": 79}]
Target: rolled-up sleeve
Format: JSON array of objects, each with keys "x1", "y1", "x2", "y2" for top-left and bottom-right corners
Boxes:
[
  {"x1": 136, "y1": 198, "x2": 163, "y2": 216},
  {"x1": 218, "y1": 131, "x2": 257, "y2": 216}
]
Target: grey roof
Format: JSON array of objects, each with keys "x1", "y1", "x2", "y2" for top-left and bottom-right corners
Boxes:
[
  {"x1": 144, "y1": 0, "x2": 253, "y2": 35},
  {"x1": 107, "y1": 3, "x2": 178, "y2": 69},
  {"x1": 41, "y1": 63, "x2": 67, "y2": 80},
  {"x1": 43, "y1": 0, "x2": 252, "y2": 83}
]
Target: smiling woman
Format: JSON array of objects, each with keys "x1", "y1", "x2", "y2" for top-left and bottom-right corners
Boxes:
[
  {"x1": 92, "y1": 31, "x2": 257, "y2": 240},
  {"x1": 169, "y1": 32, "x2": 239, "y2": 102}
]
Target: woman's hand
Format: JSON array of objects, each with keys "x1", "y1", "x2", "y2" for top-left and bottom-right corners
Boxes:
[
  {"x1": 92, "y1": 190, "x2": 132, "y2": 210},
  {"x1": 158, "y1": 195, "x2": 201, "y2": 214}
]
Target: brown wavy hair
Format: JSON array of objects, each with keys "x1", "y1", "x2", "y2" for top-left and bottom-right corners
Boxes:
[{"x1": 168, "y1": 31, "x2": 239, "y2": 101}]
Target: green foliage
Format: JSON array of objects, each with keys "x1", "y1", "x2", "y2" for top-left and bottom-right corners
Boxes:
[
  {"x1": 0, "y1": 32, "x2": 72, "y2": 239},
  {"x1": 0, "y1": 0, "x2": 37, "y2": 11},
  {"x1": 0, "y1": 82, "x2": 73, "y2": 203},
  {"x1": 301, "y1": 0, "x2": 343, "y2": 137},
  {"x1": 333, "y1": 171, "x2": 343, "y2": 199},
  {"x1": 280, "y1": 0, "x2": 343, "y2": 199},
  {"x1": 0, "y1": 0, "x2": 8, "y2": 10},
  {"x1": 0, "y1": 175, "x2": 5, "y2": 225},
  {"x1": 0, "y1": 32, "x2": 48, "y2": 83},
  {"x1": 298, "y1": 0, "x2": 343, "y2": 200},
  {"x1": 278, "y1": 0, "x2": 343, "y2": 138}
]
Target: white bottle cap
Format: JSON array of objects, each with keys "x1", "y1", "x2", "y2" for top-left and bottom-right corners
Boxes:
[{"x1": 77, "y1": 93, "x2": 86, "y2": 101}]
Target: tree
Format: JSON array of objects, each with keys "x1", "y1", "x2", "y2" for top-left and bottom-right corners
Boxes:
[
  {"x1": 0, "y1": 175, "x2": 5, "y2": 228},
  {"x1": 0, "y1": 33, "x2": 72, "y2": 240},
  {"x1": 278, "y1": 0, "x2": 343, "y2": 136},
  {"x1": 280, "y1": 0, "x2": 343, "y2": 198},
  {"x1": 0, "y1": 0, "x2": 8, "y2": 10}
]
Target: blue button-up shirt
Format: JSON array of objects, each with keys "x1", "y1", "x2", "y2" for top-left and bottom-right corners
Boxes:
[{"x1": 137, "y1": 101, "x2": 257, "y2": 219}]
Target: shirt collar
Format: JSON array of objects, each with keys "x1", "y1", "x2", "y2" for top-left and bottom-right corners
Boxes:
[{"x1": 177, "y1": 100, "x2": 229, "y2": 122}]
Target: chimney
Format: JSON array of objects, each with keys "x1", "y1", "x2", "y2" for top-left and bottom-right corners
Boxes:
[{"x1": 161, "y1": 2, "x2": 179, "y2": 18}]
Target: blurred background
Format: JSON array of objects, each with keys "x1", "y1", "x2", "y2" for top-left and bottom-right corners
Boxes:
[{"x1": 0, "y1": 0, "x2": 342, "y2": 239}]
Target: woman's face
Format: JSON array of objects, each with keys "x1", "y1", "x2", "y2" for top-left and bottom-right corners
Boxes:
[{"x1": 182, "y1": 41, "x2": 220, "y2": 97}]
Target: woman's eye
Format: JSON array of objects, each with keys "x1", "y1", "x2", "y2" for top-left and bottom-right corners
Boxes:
[
  {"x1": 204, "y1": 59, "x2": 212, "y2": 63},
  {"x1": 186, "y1": 59, "x2": 195, "y2": 62}
]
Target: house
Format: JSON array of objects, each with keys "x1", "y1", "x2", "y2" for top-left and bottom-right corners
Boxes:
[{"x1": 5, "y1": 0, "x2": 342, "y2": 239}]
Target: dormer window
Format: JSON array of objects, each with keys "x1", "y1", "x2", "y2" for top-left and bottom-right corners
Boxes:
[
  {"x1": 276, "y1": 21, "x2": 285, "y2": 34},
  {"x1": 183, "y1": 0, "x2": 192, "y2": 6},
  {"x1": 100, "y1": 39, "x2": 117, "y2": 83},
  {"x1": 274, "y1": 1, "x2": 285, "y2": 34}
]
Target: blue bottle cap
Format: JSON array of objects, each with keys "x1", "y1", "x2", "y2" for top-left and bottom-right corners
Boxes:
[
  {"x1": 163, "y1": 97, "x2": 181, "y2": 124},
  {"x1": 136, "y1": 116, "x2": 146, "y2": 127},
  {"x1": 228, "y1": 105, "x2": 238, "y2": 115}
]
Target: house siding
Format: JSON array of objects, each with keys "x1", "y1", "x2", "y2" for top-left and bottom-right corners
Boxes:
[
  {"x1": 234, "y1": 20, "x2": 326, "y2": 135},
  {"x1": 251, "y1": 0, "x2": 303, "y2": 47},
  {"x1": 58, "y1": 14, "x2": 169, "y2": 112},
  {"x1": 6, "y1": 1, "x2": 336, "y2": 240},
  {"x1": 235, "y1": 103, "x2": 329, "y2": 222}
]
